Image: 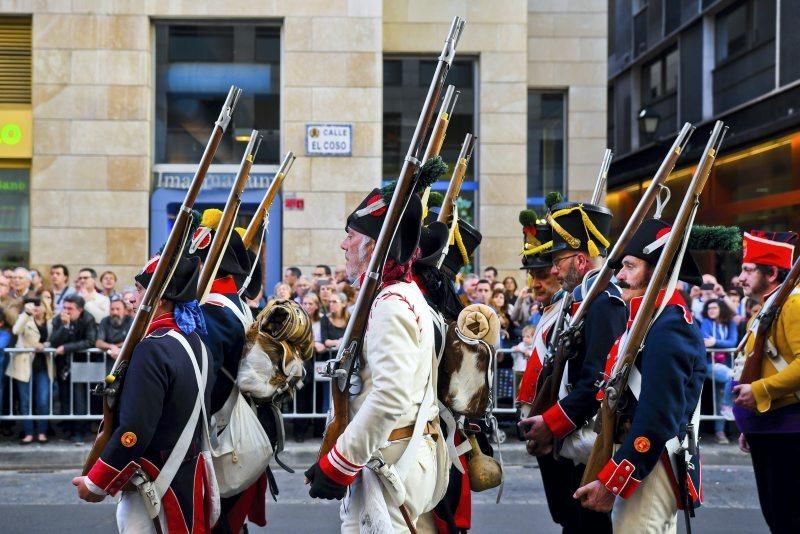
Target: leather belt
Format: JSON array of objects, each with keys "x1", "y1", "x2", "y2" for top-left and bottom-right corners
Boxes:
[{"x1": 388, "y1": 421, "x2": 438, "y2": 442}]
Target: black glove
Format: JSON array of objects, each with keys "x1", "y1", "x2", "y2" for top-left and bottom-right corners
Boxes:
[{"x1": 305, "y1": 462, "x2": 348, "y2": 500}]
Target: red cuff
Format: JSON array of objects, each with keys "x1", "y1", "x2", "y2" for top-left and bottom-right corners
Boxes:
[
  {"x1": 597, "y1": 458, "x2": 641, "y2": 499},
  {"x1": 319, "y1": 445, "x2": 362, "y2": 486},
  {"x1": 541, "y1": 402, "x2": 576, "y2": 439},
  {"x1": 86, "y1": 458, "x2": 141, "y2": 496}
]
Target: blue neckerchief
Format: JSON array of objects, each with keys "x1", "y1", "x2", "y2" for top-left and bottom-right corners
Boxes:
[{"x1": 174, "y1": 299, "x2": 207, "y2": 336}]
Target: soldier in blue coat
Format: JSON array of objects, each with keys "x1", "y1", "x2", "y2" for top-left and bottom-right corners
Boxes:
[
  {"x1": 73, "y1": 253, "x2": 215, "y2": 534},
  {"x1": 520, "y1": 200, "x2": 627, "y2": 534},
  {"x1": 188, "y1": 210, "x2": 268, "y2": 533},
  {"x1": 575, "y1": 218, "x2": 706, "y2": 533}
]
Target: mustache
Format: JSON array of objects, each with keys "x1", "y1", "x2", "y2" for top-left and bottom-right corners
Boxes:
[{"x1": 617, "y1": 281, "x2": 632, "y2": 289}]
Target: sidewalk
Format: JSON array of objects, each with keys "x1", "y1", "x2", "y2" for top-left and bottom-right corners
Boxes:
[{"x1": 0, "y1": 435, "x2": 752, "y2": 471}]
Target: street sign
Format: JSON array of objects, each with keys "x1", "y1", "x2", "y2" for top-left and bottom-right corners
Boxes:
[{"x1": 306, "y1": 123, "x2": 352, "y2": 156}]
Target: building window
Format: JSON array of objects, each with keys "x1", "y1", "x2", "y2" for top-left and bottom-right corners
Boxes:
[
  {"x1": 0, "y1": 168, "x2": 29, "y2": 268},
  {"x1": 642, "y1": 48, "x2": 678, "y2": 103},
  {"x1": 527, "y1": 91, "x2": 565, "y2": 210},
  {"x1": 154, "y1": 22, "x2": 281, "y2": 165},
  {"x1": 713, "y1": 0, "x2": 776, "y2": 113},
  {"x1": 382, "y1": 57, "x2": 478, "y2": 224},
  {"x1": 715, "y1": 0, "x2": 775, "y2": 64}
]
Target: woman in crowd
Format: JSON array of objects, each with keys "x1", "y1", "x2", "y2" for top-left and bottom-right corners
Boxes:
[
  {"x1": 320, "y1": 292, "x2": 349, "y2": 352},
  {"x1": 293, "y1": 292, "x2": 324, "y2": 442},
  {"x1": 273, "y1": 282, "x2": 292, "y2": 301},
  {"x1": 491, "y1": 289, "x2": 516, "y2": 404},
  {"x1": 99, "y1": 271, "x2": 117, "y2": 297},
  {"x1": 9, "y1": 292, "x2": 55, "y2": 444},
  {"x1": 700, "y1": 298, "x2": 737, "y2": 443},
  {"x1": 301, "y1": 292, "x2": 330, "y2": 434},
  {"x1": 502, "y1": 275, "x2": 519, "y2": 304}
]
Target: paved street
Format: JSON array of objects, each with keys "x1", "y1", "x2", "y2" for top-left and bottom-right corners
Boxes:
[{"x1": 0, "y1": 464, "x2": 768, "y2": 533}]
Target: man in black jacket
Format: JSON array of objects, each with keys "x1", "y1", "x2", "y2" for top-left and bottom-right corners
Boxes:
[
  {"x1": 50, "y1": 294, "x2": 97, "y2": 442},
  {"x1": 520, "y1": 201, "x2": 627, "y2": 534}
]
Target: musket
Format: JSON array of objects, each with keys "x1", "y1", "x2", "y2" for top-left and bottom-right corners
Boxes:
[
  {"x1": 529, "y1": 124, "x2": 695, "y2": 416},
  {"x1": 83, "y1": 86, "x2": 242, "y2": 475},
  {"x1": 581, "y1": 120, "x2": 727, "y2": 485},
  {"x1": 590, "y1": 149, "x2": 613, "y2": 205},
  {"x1": 436, "y1": 133, "x2": 477, "y2": 269},
  {"x1": 738, "y1": 253, "x2": 800, "y2": 384},
  {"x1": 196, "y1": 130, "x2": 263, "y2": 302},
  {"x1": 242, "y1": 151, "x2": 296, "y2": 251},
  {"x1": 423, "y1": 84, "x2": 459, "y2": 163},
  {"x1": 320, "y1": 16, "x2": 466, "y2": 461}
]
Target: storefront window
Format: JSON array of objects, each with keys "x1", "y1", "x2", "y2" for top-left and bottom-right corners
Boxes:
[
  {"x1": 0, "y1": 168, "x2": 29, "y2": 267},
  {"x1": 527, "y1": 91, "x2": 565, "y2": 210},
  {"x1": 383, "y1": 57, "x2": 478, "y2": 224},
  {"x1": 155, "y1": 22, "x2": 281, "y2": 165}
]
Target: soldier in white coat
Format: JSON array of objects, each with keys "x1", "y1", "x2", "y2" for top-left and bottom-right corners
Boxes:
[{"x1": 304, "y1": 186, "x2": 446, "y2": 533}]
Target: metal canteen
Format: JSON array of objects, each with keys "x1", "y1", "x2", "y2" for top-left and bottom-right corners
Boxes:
[{"x1": 466, "y1": 433, "x2": 502, "y2": 492}]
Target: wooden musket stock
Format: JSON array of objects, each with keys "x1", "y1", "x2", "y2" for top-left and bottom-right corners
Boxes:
[
  {"x1": 437, "y1": 133, "x2": 476, "y2": 225},
  {"x1": 242, "y1": 151, "x2": 295, "y2": 251},
  {"x1": 197, "y1": 130, "x2": 262, "y2": 302},
  {"x1": 82, "y1": 86, "x2": 242, "y2": 475},
  {"x1": 581, "y1": 121, "x2": 727, "y2": 485},
  {"x1": 320, "y1": 17, "x2": 466, "y2": 460}
]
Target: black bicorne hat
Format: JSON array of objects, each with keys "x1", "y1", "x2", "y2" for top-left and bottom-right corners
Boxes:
[
  {"x1": 548, "y1": 201, "x2": 613, "y2": 258},
  {"x1": 346, "y1": 188, "x2": 424, "y2": 264},
  {"x1": 135, "y1": 254, "x2": 201, "y2": 302},
  {"x1": 608, "y1": 218, "x2": 703, "y2": 286},
  {"x1": 422, "y1": 207, "x2": 482, "y2": 278},
  {"x1": 519, "y1": 209, "x2": 553, "y2": 271},
  {"x1": 188, "y1": 209, "x2": 251, "y2": 285}
]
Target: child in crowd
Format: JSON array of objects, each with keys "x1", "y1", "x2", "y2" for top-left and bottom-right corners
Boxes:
[{"x1": 510, "y1": 325, "x2": 536, "y2": 390}]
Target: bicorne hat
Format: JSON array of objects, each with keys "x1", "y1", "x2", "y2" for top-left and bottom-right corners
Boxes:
[
  {"x1": 188, "y1": 209, "x2": 252, "y2": 286},
  {"x1": 608, "y1": 218, "x2": 703, "y2": 286},
  {"x1": 547, "y1": 201, "x2": 613, "y2": 258},
  {"x1": 135, "y1": 253, "x2": 201, "y2": 302}
]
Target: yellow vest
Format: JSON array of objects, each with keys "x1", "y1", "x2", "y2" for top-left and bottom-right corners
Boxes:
[{"x1": 745, "y1": 291, "x2": 800, "y2": 413}]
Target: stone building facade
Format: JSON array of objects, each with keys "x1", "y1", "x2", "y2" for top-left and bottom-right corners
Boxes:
[{"x1": 0, "y1": 0, "x2": 607, "y2": 289}]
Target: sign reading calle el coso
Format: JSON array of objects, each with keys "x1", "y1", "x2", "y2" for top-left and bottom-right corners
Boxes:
[
  {"x1": 306, "y1": 123, "x2": 352, "y2": 156},
  {"x1": 0, "y1": 106, "x2": 32, "y2": 159}
]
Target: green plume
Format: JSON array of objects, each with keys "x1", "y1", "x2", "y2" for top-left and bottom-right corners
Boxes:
[
  {"x1": 545, "y1": 191, "x2": 563, "y2": 209},
  {"x1": 519, "y1": 209, "x2": 539, "y2": 227},
  {"x1": 428, "y1": 191, "x2": 444, "y2": 208},
  {"x1": 381, "y1": 156, "x2": 449, "y2": 202},
  {"x1": 689, "y1": 225, "x2": 741, "y2": 252}
]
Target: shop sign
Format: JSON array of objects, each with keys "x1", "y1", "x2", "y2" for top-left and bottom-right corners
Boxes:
[
  {"x1": 306, "y1": 123, "x2": 352, "y2": 156},
  {"x1": 154, "y1": 172, "x2": 273, "y2": 190},
  {"x1": 0, "y1": 106, "x2": 32, "y2": 159}
]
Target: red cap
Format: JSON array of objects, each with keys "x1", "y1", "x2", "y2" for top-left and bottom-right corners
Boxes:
[{"x1": 742, "y1": 231, "x2": 795, "y2": 269}]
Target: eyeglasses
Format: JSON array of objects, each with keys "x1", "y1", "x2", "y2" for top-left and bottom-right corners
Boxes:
[{"x1": 552, "y1": 254, "x2": 580, "y2": 268}]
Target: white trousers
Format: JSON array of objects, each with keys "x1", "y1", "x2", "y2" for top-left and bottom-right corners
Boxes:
[
  {"x1": 116, "y1": 491, "x2": 166, "y2": 534},
  {"x1": 341, "y1": 436, "x2": 438, "y2": 533},
  {"x1": 612, "y1": 458, "x2": 678, "y2": 534}
]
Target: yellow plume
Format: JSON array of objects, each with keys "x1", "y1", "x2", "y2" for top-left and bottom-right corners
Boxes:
[{"x1": 201, "y1": 208, "x2": 223, "y2": 230}]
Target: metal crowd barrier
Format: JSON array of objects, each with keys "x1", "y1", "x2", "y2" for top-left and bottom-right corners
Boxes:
[{"x1": 0, "y1": 346, "x2": 739, "y2": 424}]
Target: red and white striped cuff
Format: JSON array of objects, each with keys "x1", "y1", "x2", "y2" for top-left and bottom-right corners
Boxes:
[
  {"x1": 319, "y1": 445, "x2": 363, "y2": 486},
  {"x1": 597, "y1": 458, "x2": 641, "y2": 499},
  {"x1": 541, "y1": 401, "x2": 577, "y2": 439},
  {"x1": 86, "y1": 458, "x2": 141, "y2": 496}
]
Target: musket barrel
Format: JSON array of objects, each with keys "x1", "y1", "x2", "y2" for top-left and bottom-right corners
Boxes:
[
  {"x1": 590, "y1": 148, "x2": 613, "y2": 206},
  {"x1": 242, "y1": 151, "x2": 296, "y2": 249}
]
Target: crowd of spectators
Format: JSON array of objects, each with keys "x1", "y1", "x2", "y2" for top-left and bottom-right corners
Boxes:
[
  {"x1": 0, "y1": 264, "x2": 134, "y2": 444},
  {"x1": 0, "y1": 260, "x2": 752, "y2": 446}
]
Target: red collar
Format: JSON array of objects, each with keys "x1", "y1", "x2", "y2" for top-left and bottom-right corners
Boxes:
[
  {"x1": 147, "y1": 312, "x2": 180, "y2": 335},
  {"x1": 210, "y1": 275, "x2": 239, "y2": 295},
  {"x1": 411, "y1": 273, "x2": 428, "y2": 295},
  {"x1": 628, "y1": 289, "x2": 691, "y2": 326}
]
